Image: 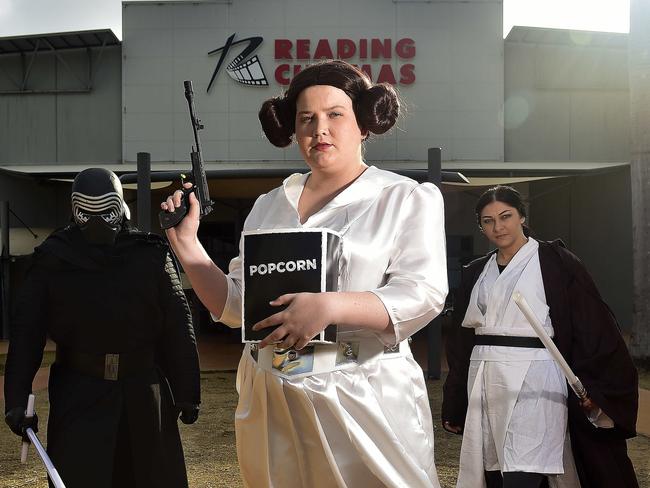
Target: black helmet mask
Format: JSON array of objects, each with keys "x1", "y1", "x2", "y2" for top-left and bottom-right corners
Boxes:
[{"x1": 71, "y1": 168, "x2": 130, "y2": 246}]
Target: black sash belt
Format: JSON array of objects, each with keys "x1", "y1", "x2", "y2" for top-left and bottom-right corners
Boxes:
[
  {"x1": 55, "y1": 346, "x2": 155, "y2": 381},
  {"x1": 474, "y1": 334, "x2": 544, "y2": 348}
]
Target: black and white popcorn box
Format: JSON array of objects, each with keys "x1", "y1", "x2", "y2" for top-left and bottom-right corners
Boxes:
[{"x1": 241, "y1": 228, "x2": 341, "y2": 343}]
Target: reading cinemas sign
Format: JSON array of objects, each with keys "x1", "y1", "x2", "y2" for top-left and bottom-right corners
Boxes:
[
  {"x1": 208, "y1": 33, "x2": 417, "y2": 90},
  {"x1": 273, "y1": 37, "x2": 416, "y2": 86}
]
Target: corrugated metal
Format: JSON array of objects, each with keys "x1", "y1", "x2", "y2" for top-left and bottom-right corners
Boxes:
[
  {"x1": 506, "y1": 26, "x2": 627, "y2": 49},
  {"x1": 0, "y1": 29, "x2": 120, "y2": 55}
]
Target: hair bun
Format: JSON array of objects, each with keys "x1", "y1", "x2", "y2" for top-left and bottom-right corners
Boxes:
[
  {"x1": 258, "y1": 97, "x2": 295, "y2": 147},
  {"x1": 356, "y1": 84, "x2": 399, "y2": 135}
]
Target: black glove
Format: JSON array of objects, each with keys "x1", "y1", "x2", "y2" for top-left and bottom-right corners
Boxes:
[
  {"x1": 177, "y1": 403, "x2": 199, "y2": 425},
  {"x1": 5, "y1": 407, "x2": 39, "y2": 437}
]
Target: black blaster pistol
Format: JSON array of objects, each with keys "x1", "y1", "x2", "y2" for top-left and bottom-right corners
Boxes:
[{"x1": 159, "y1": 80, "x2": 214, "y2": 229}]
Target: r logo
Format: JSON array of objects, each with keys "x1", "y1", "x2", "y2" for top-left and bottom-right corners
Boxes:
[{"x1": 207, "y1": 33, "x2": 269, "y2": 92}]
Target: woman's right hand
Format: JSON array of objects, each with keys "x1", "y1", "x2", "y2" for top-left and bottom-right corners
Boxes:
[
  {"x1": 160, "y1": 182, "x2": 201, "y2": 248},
  {"x1": 442, "y1": 420, "x2": 463, "y2": 435}
]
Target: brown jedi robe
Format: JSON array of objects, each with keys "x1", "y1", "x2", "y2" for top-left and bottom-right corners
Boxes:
[{"x1": 442, "y1": 239, "x2": 639, "y2": 488}]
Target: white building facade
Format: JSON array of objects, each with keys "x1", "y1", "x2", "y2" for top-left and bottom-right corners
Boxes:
[
  {"x1": 121, "y1": 0, "x2": 504, "y2": 166},
  {"x1": 0, "y1": 0, "x2": 635, "y2": 339}
]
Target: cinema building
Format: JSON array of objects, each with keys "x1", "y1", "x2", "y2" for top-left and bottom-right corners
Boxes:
[{"x1": 0, "y1": 1, "x2": 631, "y2": 357}]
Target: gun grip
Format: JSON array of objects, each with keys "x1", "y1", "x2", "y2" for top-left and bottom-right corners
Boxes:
[{"x1": 158, "y1": 188, "x2": 191, "y2": 229}]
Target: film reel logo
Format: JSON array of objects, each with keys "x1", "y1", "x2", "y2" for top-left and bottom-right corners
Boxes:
[{"x1": 207, "y1": 33, "x2": 269, "y2": 92}]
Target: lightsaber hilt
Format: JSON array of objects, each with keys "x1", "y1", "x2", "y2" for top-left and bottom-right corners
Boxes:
[
  {"x1": 571, "y1": 377, "x2": 589, "y2": 402},
  {"x1": 20, "y1": 393, "x2": 35, "y2": 463},
  {"x1": 18, "y1": 394, "x2": 67, "y2": 487}
]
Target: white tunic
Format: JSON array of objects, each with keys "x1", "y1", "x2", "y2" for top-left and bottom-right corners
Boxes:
[
  {"x1": 457, "y1": 238, "x2": 580, "y2": 488},
  {"x1": 218, "y1": 166, "x2": 448, "y2": 488}
]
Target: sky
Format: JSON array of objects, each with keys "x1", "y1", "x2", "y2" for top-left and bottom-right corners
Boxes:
[{"x1": 0, "y1": 0, "x2": 631, "y2": 41}]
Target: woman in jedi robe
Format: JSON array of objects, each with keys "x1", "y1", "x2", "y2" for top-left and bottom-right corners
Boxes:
[
  {"x1": 161, "y1": 60, "x2": 448, "y2": 488},
  {"x1": 441, "y1": 185, "x2": 638, "y2": 488}
]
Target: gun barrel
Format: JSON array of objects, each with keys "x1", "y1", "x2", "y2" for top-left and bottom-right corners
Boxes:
[
  {"x1": 183, "y1": 80, "x2": 202, "y2": 152},
  {"x1": 185, "y1": 80, "x2": 212, "y2": 217},
  {"x1": 158, "y1": 80, "x2": 213, "y2": 228},
  {"x1": 184, "y1": 80, "x2": 193, "y2": 96}
]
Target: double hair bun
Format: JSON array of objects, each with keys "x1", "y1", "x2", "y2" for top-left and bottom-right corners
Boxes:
[{"x1": 259, "y1": 83, "x2": 400, "y2": 148}]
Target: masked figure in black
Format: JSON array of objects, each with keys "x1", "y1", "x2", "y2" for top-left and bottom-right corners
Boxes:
[{"x1": 4, "y1": 168, "x2": 201, "y2": 488}]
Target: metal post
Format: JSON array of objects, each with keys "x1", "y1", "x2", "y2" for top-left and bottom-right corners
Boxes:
[
  {"x1": 137, "y1": 152, "x2": 151, "y2": 233},
  {"x1": 1, "y1": 201, "x2": 10, "y2": 340},
  {"x1": 428, "y1": 147, "x2": 442, "y2": 186},
  {"x1": 427, "y1": 148, "x2": 442, "y2": 379}
]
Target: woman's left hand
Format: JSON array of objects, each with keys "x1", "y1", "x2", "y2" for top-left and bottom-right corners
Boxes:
[
  {"x1": 253, "y1": 292, "x2": 337, "y2": 350},
  {"x1": 579, "y1": 396, "x2": 601, "y2": 418}
]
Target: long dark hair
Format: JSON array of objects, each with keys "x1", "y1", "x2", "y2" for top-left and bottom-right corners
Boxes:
[
  {"x1": 475, "y1": 185, "x2": 531, "y2": 237},
  {"x1": 258, "y1": 60, "x2": 400, "y2": 147}
]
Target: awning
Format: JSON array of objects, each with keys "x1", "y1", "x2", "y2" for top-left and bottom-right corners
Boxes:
[
  {"x1": 0, "y1": 29, "x2": 120, "y2": 55},
  {"x1": 0, "y1": 162, "x2": 469, "y2": 196},
  {"x1": 0, "y1": 159, "x2": 629, "y2": 194},
  {"x1": 0, "y1": 160, "x2": 629, "y2": 254}
]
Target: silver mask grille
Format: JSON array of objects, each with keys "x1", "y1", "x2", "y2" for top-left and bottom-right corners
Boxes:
[{"x1": 71, "y1": 192, "x2": 124, "y2": 226}]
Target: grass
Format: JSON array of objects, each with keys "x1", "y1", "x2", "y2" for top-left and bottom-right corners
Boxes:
[
  {"x1": 1, "y1": 372, "x2": 648, "y2": 487},
  {"x1": 635, "y1": 360, "x2": 650, "y2": 390}
]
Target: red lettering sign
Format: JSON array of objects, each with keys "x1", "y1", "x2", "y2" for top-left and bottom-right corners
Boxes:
[
  {"x1": 371, "y1": 39, "x2": 391, "y2": 59},
  {"x1": 337, "y1": 39, "x2": 356, "y2": 59},
  {"x1": 296, "y1": 39, "x2": 310, "y2": 60},
  {"x1": 360, "y1": 64, "x2": 372, "y2": 79},
  {"x1": 376, "y1": 64, "x2": 396, "y2": 85},
  {"x1": 275, "y1": 39, "x2": 292, "y2": 59},
  {"x1": 272, "y1": 38, "x2": 417, "y2": 86},
  {"x1": 275, "y1": 64, "x2": 291, "y2": 84},
  {"x1": 359, "y1": 39, "x2": 368, "y2": 59},
  {"x1": 396, "y1": 38, "x2": 415, "y2": 59},
  {"x1": 313, "y1": 39, "x2": 334, "y2": 59},
  {"x1": 399, "y1": 64, "x2": 415, "y2": 85}
]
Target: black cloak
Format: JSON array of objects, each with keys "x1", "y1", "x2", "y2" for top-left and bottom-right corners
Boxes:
[
  {"x1": 4, "y1": 226, "x2": 201, "y2": 488},
  {"x1": 442, "y1": 239, "x2": 639, "y2": 488}
]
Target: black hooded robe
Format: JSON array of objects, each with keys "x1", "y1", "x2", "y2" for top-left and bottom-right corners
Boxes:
[
  {"x1": 4, "y1": 226, "x2": 201, "y2": 488},
  {"x1": 442, "y1": 239, "x2": 639, "y2": 488}
]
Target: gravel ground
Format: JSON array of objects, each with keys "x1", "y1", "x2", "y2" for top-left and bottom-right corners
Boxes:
[{"x1": 0, "y1": 371, "x2": 648, "y2": 487}]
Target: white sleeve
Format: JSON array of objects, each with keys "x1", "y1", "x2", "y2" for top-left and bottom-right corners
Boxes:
[
  {"x1": 370, "y1": 183, "x2": 449, "y2": 345},
  {"x1": 211, "y1": 194, "x2": 266, "y2": 328},
  {"x1": 212, "y1": 238, "x2": 244, "y2": 328}
]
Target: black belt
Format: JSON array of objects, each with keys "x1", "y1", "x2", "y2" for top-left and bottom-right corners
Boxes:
[
  {"x1": 55, "y1": 346, "x2": 155, "y2": 381},
  {"x1": 474, "y1": 334, "x2": 544, "y2": 348}
]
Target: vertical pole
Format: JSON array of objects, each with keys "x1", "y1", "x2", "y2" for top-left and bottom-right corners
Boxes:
[
  {"x1": 427, "y1": 148, "x2": 442, "y2": 379},
  {"x1": 137, "y1": 152, "x2": 151, "y2": 233},
  {"x1": 1, "y1": 201, "x2": 10, "y2": 340},
  {"x1": 629, "y1": 0, "x2": 650, "y2": 359}
]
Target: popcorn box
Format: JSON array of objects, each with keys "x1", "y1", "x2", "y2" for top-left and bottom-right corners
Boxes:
[{"x1": 241, "y1": 228, "x2": 341, "y2": 343}]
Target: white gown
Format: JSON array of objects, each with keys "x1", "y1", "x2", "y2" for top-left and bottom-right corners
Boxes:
[
  {"x1": 457, "y1": 238, "x2": 580, "y2": 488},
  {"x1": 217, "y1": 166, "x2": 448, "y2": 488}
]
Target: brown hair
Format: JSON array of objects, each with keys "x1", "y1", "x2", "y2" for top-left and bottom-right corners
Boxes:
[{"x1": 258, "y1": 60, "x2": 400, "y2": 147}]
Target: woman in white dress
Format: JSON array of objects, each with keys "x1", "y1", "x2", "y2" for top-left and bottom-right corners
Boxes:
[
  {"x1": 161, "y1": 60, "x2": 448, "y2": 488},
  {"x1": 441, "y1": 186, "x2": 638, "y2": 488}
]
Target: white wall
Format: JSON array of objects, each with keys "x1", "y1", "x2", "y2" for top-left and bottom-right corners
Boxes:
[
  {"x1": 0, "y1": 46, "x2": 122, "y2": 164},
  {"x1": 504, "y1": 29, "x2": 629, "y2": 162}
]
